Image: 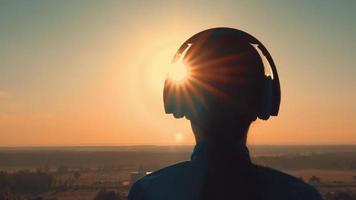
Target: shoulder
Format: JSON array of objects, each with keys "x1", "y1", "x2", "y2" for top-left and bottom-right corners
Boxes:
[
  {"x1": 135, "y1": 160, "x2": 197, "y2": 185},
  {"x1": 254, "y1": 165, "x2": 322, "y2": 200},
  {"x1": 128, "y1": 161, "x2": 200, "y2": 200}
]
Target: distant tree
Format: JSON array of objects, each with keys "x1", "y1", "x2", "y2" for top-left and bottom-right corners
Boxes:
[
  {"x1": 36, "y1": 166, "x2": 50, "y2": 174},
  {"x1": 71, "y1": 171, "x2": 81, "y2": 186},
  {"x1": 0, "y1": 171, "x2": 52, "y2": 195},
  {"x1": 73, "y1": 171, "x2": 81, "y2": 181},
  {"x1": 329, "y1": 191, "x2": 354, "y2": 200},
  {"x1": 94, "y1": 189, "x2": 121, "y2": 200},
  {"x1": 308, "y1": 175, "x2": 321, "y2": 185},
  {"x1": 56, "y1": 166, "x2": 68, "y2": 175}
]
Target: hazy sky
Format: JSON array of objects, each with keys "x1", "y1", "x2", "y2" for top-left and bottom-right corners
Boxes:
[{"x1": 0, "y1": 0, "x2": 355, "y2": 146}]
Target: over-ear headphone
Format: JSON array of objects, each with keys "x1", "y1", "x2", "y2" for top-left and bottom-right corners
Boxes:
[{"x1": 163, "y1": 27, "x2": 281, "y2": 120}]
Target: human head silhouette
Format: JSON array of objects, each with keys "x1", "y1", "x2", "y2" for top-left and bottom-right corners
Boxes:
[
  {"x1": 163, "y1": 27, "x2": 280, "y2": 142},
  {"x1": 129, "y1": 28, "x2": 322, "y2": 200}
]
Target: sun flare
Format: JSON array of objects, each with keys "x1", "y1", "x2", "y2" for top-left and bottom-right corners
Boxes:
[{"x1": 168, "y1": 61, "x2": 189, "y2": 83}]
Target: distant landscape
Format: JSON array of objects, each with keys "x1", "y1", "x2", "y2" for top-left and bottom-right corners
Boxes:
[{"x1": 1, "y1": 145, "x2": 356, "y2": 200}]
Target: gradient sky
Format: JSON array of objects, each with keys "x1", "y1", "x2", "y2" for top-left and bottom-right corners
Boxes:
[{"x1": 0, "y1": 0, "x2": 355, "y2": 146}]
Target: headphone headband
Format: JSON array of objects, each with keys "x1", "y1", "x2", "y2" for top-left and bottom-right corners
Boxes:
[{"x1": 174, "y1": 28, "x2": 281, "y2": 116}]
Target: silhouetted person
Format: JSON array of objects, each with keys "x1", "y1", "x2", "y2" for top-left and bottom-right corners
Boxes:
[{"x1": 128, "y1": 28, "x2": 322, "y2": 200}]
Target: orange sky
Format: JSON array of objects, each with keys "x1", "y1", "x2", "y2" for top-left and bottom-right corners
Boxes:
[{"x1": 0, "y1": 1, "x2": 355, "y2": 146}]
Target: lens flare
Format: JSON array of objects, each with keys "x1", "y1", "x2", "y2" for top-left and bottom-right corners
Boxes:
[
  {"x1": 167, "y1": 43, "x2": 192, "y2": 83},
  {"x1": 168, "y1": 61, "x2": 189, "y2": 82}
]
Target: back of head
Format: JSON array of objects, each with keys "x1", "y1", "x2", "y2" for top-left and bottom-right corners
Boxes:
[
  {"x1": 186, "y1": 31, "x2": 264, "y2": 127},
  {"x1": 164, "y1": 28, "x2": 270, "y2": 131}
]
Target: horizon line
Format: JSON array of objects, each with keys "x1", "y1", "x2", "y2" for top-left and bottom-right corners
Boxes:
[{"x1": 2, "y1": 143, "x2": 356, "y2": 148}]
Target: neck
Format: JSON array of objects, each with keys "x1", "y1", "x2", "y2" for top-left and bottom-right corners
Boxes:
[{"x1": 191, "y1": 120, "x2": 250, "y2": 145}]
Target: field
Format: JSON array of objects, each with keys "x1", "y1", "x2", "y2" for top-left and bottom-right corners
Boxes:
[{"x1": 1, "y1": 145, "x2": 356, "y2": 200}]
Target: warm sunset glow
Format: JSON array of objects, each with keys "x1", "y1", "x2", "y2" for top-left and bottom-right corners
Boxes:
[
  {"x1": 168, "y1": 61, "x2": 189, "y2": 83},
  {"x1": 175, "y1": 133, "x2": 184, "y2": 143},
  {"x1": 0, "y1": 1, "x2": 354, "y2": 146}
]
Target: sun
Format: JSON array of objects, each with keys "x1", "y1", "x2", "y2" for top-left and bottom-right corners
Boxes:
[
  {"x1": 175, "y1": 133, "x2": 184, "y2": 143},
  {"x1": 168, "y1": 61, "x2": 189, "y2": 83}
]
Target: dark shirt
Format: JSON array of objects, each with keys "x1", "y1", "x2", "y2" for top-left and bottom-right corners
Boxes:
[{"x1": 128, "y1": 143, "x2": 323, "y2": 200}]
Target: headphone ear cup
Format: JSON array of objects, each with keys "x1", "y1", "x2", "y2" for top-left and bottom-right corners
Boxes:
[
  {"x1": 163, "y1": 80, "x2": 172, "y2": 113},
  {"x1": 271, "y1": 76, "x2": 281, "y2": 116},
  {"x1": 163, "y1": 79, "x2": 185, "y2": 118},
  {"x1": 258, "y1": 76, "x2": 273, "y2": 120}
]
